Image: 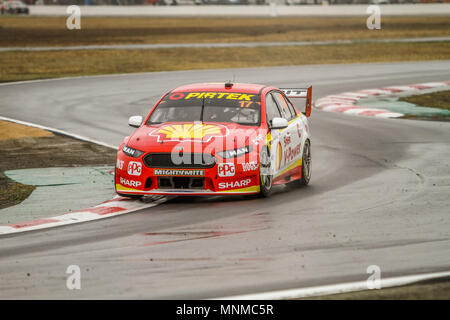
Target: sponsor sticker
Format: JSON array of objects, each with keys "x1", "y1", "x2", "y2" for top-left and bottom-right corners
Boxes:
[
  {"x1": 122, "y1": 145, "x2": 135, "y2": 156},
  {"x1": 169, "y1": 92, "x2": 255, "y2": 101},
  {"x1": 281, "y1": 89, "x2": 307, "y2": 98},
  {"x1": 218, "y1": 163, "x2": 235, "y2": 177},
  {"x1": 120, "y1": 177, "x2": 142, "y2": 188},
  {"x1": 219, "y1": 146, "x2": 251, "y2": 159},
  {"x1": 116, "y1": 159, "x2": 124, "y2": 170},
  {"x1": 218, "y1": 178, "x2": 251, "y2": 189},
  {"x1": 283, "y1": 135, "x2": 291, "y2": 146},
  {"x1": 297, "y1": 122, "x2": 303, "y2": 138},
  {"x1": 283, "y1": 142, "x2": 302, "y2": 165},
  {"x1": 154, "y1": 169, "x2": 205, "y2": 177},
  {"x1": 127, "y1": 161, "x2": 142, "y2": 176},
  {"x1": 242, "y1": 161, "x2": 259, "y2": 172}
]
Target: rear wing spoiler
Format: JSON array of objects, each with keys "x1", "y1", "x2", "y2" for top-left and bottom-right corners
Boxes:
[{"x1": 280, "y1": 86, "x2": 312, "y2": 117}]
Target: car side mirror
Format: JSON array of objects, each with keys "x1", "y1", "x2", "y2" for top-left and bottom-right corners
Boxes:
[
  {"x1": 270, "y1": 117, "x2": 288, "y2": 130},
  {"x1": 128, "y1": 116, "x2": 143, "y2": 128}
]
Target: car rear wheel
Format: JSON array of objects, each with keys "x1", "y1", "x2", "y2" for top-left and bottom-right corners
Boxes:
[
  {"x1": 292, "y1": 139, "x2": 311, "y2": 187},
  {"x1": 259, "y1": 145, "x2": 273, "y2": 197}
]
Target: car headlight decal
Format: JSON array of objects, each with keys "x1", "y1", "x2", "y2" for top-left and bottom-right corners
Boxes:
[
  {"x1": 122, "y1": 145, "x2": 144, "y2": 158},
  {"x1": 217, "y1": 145, "x2": 252, "y2": 159}
]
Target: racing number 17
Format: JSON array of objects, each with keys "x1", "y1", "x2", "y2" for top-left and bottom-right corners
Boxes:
[{"x1": 239, "y1": 101, "x2": 252, "y2": 108}]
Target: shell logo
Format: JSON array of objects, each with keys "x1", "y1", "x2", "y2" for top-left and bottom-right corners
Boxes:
[{"x1": 150, "y1": 123, "x2": 228, "y2": 142}]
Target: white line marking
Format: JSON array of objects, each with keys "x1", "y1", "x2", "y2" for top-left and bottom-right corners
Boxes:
[
  {"x1": 374, "y1": 112, "x2": 404, "y2": 118},
  {"x1": 323, "y1": 95, "x2": 359, "y2": 102},
  {"x1": 315, "y1": 99, "x2": 355, "y2": 107},
  {"x1": 419, "y1": 82, "x2": 448, "y2": 88},
  {"x1": 321, "y1": 104, "x2": 356, "y2": 111},
  {"x1": 384, "y1": 86, "x2": 419, "y2": 92},
  {"x1": 339, "y1": 92, "x2": 370, "y2": 98},
  {"x1": 356, "y1": 89, "x2": 392, "y2": 95},
  {"x1": 54, "y1": 211, "x2": 99, "y2": 222},
  {"x1": 216, "y1": 271, "x2": 450, "y2": 300},
  {"x1": 343, "y1": 108, "x2": 385, "y2": 115}
]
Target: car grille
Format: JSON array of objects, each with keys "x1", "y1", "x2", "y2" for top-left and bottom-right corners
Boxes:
[
  {"x1": 158, "y1": 177, "x2": 205, "y2": 190},
  {"x1": 143, "y1": 153, "x2": 216, "y2": 169}
]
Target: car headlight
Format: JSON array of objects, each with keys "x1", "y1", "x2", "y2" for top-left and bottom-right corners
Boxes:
[
  {"x1": 122, "y1": 145, "x2": 144, "y2": 158},
  {"x1": 217, "y1": 145, "x2": 252, "y2": 159}
]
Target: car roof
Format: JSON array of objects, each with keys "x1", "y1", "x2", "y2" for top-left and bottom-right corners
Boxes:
[{"x1": 171, "y1": 83, "x2": 267, "y2": 94}]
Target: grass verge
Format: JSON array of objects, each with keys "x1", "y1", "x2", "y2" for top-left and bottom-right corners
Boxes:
[
  {"x1": 0, "y1": 176, "x2": 35, "y2": 210},
  {"x1": 1, "y1": 42, "x2": 449, "y2": 82},
  {"x1": 399, "y1": 90, "x2": 450, "y2": 111},
  {"x1": 0, "y1": 120, "x2": 115, "y2": 210},
  {"x1": 1, "y1": 16, "x2": 450, "y2": 47}
]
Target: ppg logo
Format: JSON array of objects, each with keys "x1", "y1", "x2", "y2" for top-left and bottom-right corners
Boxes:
[
  {"x1": 218, "y1": 163, "x2": 235, "y2": 177},
  {"x1": 127, "y1": 161, "x2": 142, "y2": 176}
]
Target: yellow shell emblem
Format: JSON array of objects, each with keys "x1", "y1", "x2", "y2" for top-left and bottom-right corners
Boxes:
[{"x1": 151, "y1": 123, "x2": 227, "y2": 142}]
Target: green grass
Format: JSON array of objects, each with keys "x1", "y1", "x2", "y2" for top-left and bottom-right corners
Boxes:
[{"x1": 399, "y1": 90, "x2": 450, "y2": 111}]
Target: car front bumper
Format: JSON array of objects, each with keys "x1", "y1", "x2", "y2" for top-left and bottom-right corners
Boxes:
[{"x1": 115, "y1": 150, "x2": 261, "y2": 196}]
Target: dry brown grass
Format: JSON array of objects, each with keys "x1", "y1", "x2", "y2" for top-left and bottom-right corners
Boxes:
[
  {"x1": 0, "y1": 121, "x2": 54, "y2": 140},
  {"x1": 1, "y1": 16, "x2": 449, "y2": 82},
  {"x1": 1, "y1": 42, "x2": 449, "y2": 82},
  {"x1": 1, "y1": 16, "x2": 450, "y2": 47}
]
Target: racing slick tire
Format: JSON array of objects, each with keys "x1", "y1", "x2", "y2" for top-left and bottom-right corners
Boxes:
[
  {"x1": 259, "y1": 145, "x2": 273, "y2": 197},
  {"x1": 292, "y1": 139, "x2": 311, "y2": 187}
]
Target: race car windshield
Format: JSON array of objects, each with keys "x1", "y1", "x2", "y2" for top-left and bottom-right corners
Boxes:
[{"x1": 147, "y1": 91, "x2": 261, "y2": 126}]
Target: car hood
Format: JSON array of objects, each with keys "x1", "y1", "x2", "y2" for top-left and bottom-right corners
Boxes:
[{"x1": 126, "y1": 122, "x2": 266, "y2": 154}]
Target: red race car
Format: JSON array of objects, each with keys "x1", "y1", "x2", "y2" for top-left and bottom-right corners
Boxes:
[{"x1": 115, "y1": 82, "x2": 312, "y2": 197}]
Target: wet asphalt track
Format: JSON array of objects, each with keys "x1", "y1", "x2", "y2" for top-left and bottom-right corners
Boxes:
[{"x1": 0, "y1": 61, "x2": 449, "y2": 299}]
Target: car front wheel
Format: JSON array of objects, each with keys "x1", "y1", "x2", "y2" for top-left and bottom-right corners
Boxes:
[{"x1": 259, "y1": 145, "x2": 273, "y2": 197}]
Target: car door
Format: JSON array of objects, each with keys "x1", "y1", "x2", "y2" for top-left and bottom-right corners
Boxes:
[
  {"x1": 264, "y1": 92, "x2": 285, "y2": 177},
  {"x1": 271, "y1": 91, "x2": 303, "y2": 172}
]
